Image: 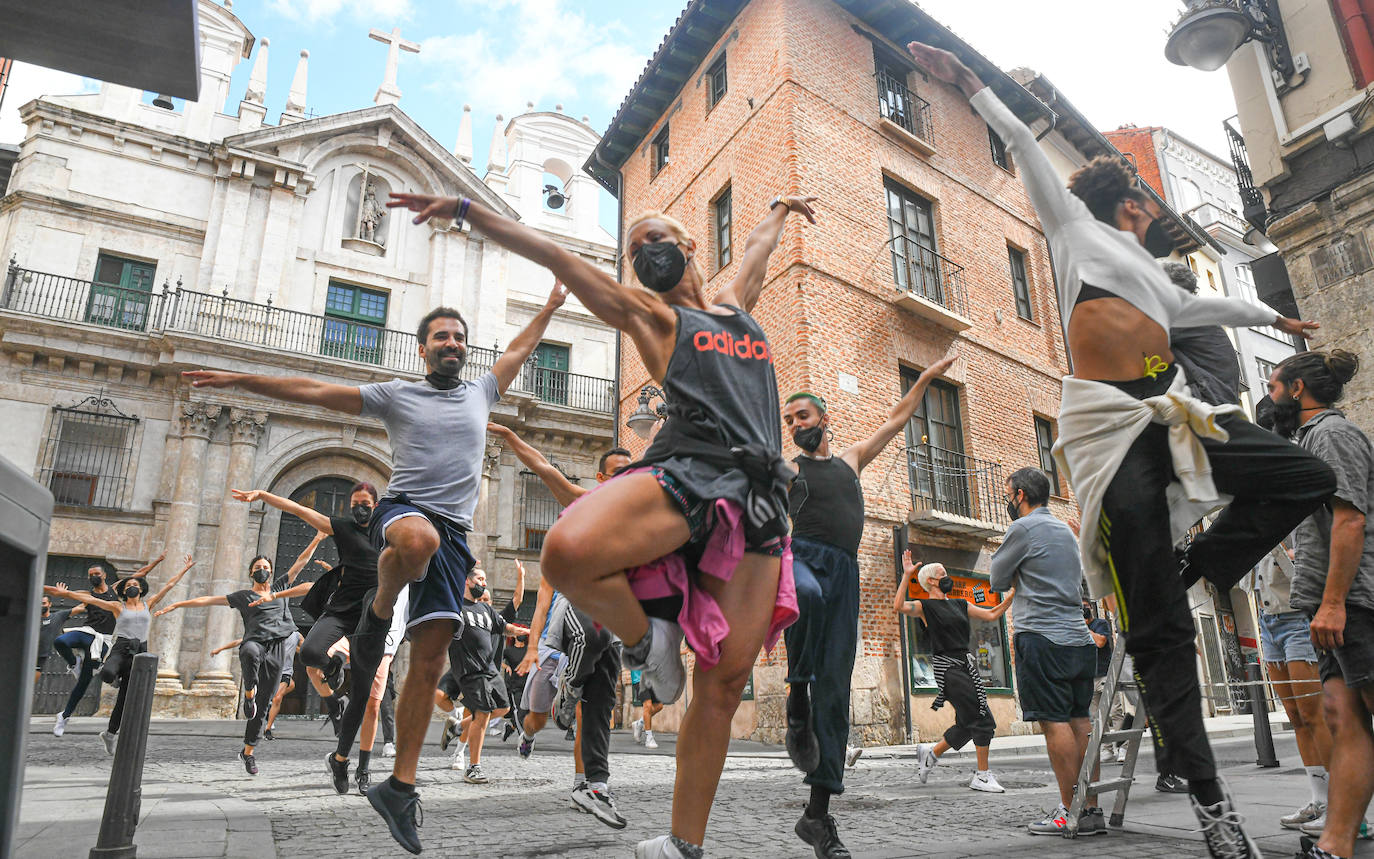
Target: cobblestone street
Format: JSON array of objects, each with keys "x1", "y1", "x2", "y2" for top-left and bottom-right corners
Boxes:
[{"x1": 18, "y1": 718, "x2": 1367, "y2": 858}]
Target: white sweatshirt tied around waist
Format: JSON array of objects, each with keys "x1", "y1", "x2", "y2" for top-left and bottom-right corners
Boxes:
[{"x1": 1053, "y1": 366, "x2": 1244, "y2": 598}]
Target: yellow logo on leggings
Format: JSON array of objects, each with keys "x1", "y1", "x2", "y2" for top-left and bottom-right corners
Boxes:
[{"x1": 1142, "y1": 355, "x2": 1170, "y2": 380}]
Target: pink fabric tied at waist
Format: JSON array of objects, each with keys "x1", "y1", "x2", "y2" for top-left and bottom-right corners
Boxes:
[{"x1": 560, "y1": 469, "x2": 799, "y2": 673}]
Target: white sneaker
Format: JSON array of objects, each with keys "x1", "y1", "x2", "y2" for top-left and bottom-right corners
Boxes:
[
  {"x1": 915, "y1": 743, "x2": 937, "y2": 784},
  {"x1": 1282, "y1": 801, "x2": 1325, "y2": 830},
  {"x1": 635, "y1": 835, "x2": 689, "y2": 859},
  {"x1": 634, "y1": 619, "x2": 687, "y2": 704},
  {"x1": 1115, "y1": 746, "x2": 1128, "y2": 763},
  {"x1": 643, "y1": 731, "x2": 658, "y2": 750},
  {"x1": 1100, "y1": 745, "x2": 1116, "y2": 763},
  {"x1": 450, "y1": 742, "x2": 468, "y2": 772},
  {"x1": 53, "y1": 713, "x2": 69, "y2": 737},
  {"x1": 846, "y1": 745, "x2": 864, "y2": 768},
  {"x1": 969, "y1": 770, "x2": 1004, "y2": 793},
  {"x1": 383, "y1": 742, "x2": 395, "y2": 757},
  {"x1": 632, "y1": 718, "x2": 645, "y2": 744},
  {"x1": 99, "y1": 731, "x2": 117, "y2": 756}
]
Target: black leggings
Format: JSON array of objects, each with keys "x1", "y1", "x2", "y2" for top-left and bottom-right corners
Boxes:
[
  {"x1": 100, "y1": 637, "x2": 146, "y2": 734},
  {"x1": 301, "y1": 609, "x2": 357, "y2": 676},
  {"x1": 1098, "y1": 391, "x2": 1334, "y2": 781}
]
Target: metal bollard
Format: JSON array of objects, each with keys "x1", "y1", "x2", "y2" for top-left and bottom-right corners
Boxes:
[
  {"x1": 89, "y1": 652, "x2": 159, "y2": 859},
  {"x1": 1247, "y1": 661, "x2": 1279, "y2": 768}
]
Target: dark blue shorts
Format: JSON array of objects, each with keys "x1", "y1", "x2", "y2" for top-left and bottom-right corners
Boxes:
[
  {"x1": 371, "y1": 495, "x2": 473, "y2": 631},
  {"x1": 1014, "y1": 631, "x2": 1096, "y2": 722}
]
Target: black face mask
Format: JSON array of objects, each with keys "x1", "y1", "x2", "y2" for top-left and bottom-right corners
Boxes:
[
  {"x1": 251, "y1": 567, "x2": 271, "y2": 584},
  {"x1": 1271, "y1": 394, "x2": 1303, "y2": 439},
  {"x1": 89, "y1": 575, "x2": 103, "y2": 589},
  {"x1": 1082, "y1": 605, "x2": 1093, "y2": 620},
  {"x1": 351, "y1": 504, "x2": 373, "y2": 526},
  {"x1": 632, "y1": 241, "x2": 687, "y2": 293},
  {"x1": 937, "y1": 577, "x2": 955, "y2": 595},
  {"x1": 1144, "y1": 217, "x2": 1176, "y2": 258},
  {"x1": 123, "y1": 586, "x2": 145, "y2": 601},
  {"x1": 468, "y1": 583, "x2": 486, "y2": 600},
  {"x1": 1006, "y1": 495, "x2": 1022, "y2": 522},
  {"x1": 792, "y1": 424, "x2": 825, "y2": 454},
  {"x1": 1255, "y1": 394, "x2": 1277, "y2": 432}
]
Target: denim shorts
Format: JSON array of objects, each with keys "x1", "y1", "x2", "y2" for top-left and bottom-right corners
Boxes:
[
  {"x1": 1317, "y1": 604, "x2": 1374, "y2": 690},
  {"x1": 1258, "y1": 611, "x2": 1319, "y2": 664}
]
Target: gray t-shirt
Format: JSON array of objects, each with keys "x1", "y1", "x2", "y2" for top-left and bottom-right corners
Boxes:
[
  {"x1": 1291, "y1": 409, "x2": 1374, "y2": 613},
  {"x1": 989, "y1": 507, "x2": 1092, "y2": 646},
  {"x1": 360, "y1": 373, "x2": 500, "y2": 529}
]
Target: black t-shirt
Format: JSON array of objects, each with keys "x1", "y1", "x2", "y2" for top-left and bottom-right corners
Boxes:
[
  {"x1": 920, "y1": 599, "x2": 972, "y2": 657},
  {"x1": 324, "y1": 516, "x2": 381, "y2": 615},
  {"x1": 789, "y1": 455, "x2": 865, "y2": 556},
  {"x1": 225, "y1": 590, "x2": 298, "y2": 643},
  {"x1": 84, "y1": 589, "x2": 121, "y2": 635},
  {"x1": 455, "y1": 601, "x2": 508, "y2": 679},
  {"x1": 38, "y1": 608, "x2": 75, "y2": 656},
  {"x1": 1089, "y1": 618, "x2": 1113, "y2": 678}
]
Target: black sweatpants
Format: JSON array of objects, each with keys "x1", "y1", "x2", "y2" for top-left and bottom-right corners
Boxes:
[
  {"x1": 1098, "y1": 395, "x2": 1335, "y2": 781},
  {"x1": 939, "y1": 657, "x2": 997, "y2": 751},
  {"x1": 240, "y1": 636, "x2": 289, "y2": 747},
  {"x1": 380, "y1": 671, "x2": 396, "y2": 745},
  {"x1": 301, "y1": 609, "x2": 357, "y2": 675},
  {"x1": 334, "y1": 600, "x2": 389, "y2": 760},
  {"x1": 100, "y1": 637, "x2": 147, "y2": 734},
  {"x1": 578, "y1": 638, "x2": 622, "y2": 785},
  {"x1": 561, "y1": 606, "x2": 612, "y2": 690}
]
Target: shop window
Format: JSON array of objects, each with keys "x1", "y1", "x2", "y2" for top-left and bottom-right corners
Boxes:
[{"x1": 903, "y1": 570, "x2": 1012, "y2": 693}]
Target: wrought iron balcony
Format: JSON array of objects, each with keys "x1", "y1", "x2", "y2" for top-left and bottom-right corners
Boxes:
[
  {"x1": 877, "y1": 68, "x2": 934, "y2": 146},
  {"x1": 886, "y1": 236, "x2": 972, "y2": 330},
  {"x1": 1, "y1": 261, "x2": 617, "y2": 415},
  {"x1": 906, "y1": 444, "x2": 1008, "y2": 536}
]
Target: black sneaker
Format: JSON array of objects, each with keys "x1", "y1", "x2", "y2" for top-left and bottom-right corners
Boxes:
[
  {"x1": 324, "y1": 654, "x2": 346, "y2": 693},
  {"x1": 570, "y1": 785, "x2": 628, "y2": 830},
  {"x1": 502, "y1": 722, "x2": 516, "y2": 743},
  {"x1": 263, "y1": 728, "x2": 275, "y2": 741},
  {"x1": 356, "y1": 766, "x2": 370, "y2": 797},
  {"x1": 327, "y1": 753, "x2": 350, "y2": 794},
  {"x1": 242, "y1": 693, "x2": 257, "y2": 720},
  {"x1": 440, "y1": 715, "x2": 460, "y2": 751},
  {"x1": 239, "y1": 750, "x2": 258, "y2": 776},
  {"x1": 1078, "y1": 807, "x2": 1108, "y2": 836},
  {"x1": 564, "y1": 726, "x2": 577, "y2": 742},
  {"x1": 1191, "y1": 777, "x2": 1261, "y2": 859},
  {"x1": 795, "y1": 813, "x2": 852, "y2": 859},
  {"x1": 367, "y1": 780, "x2": 423, "y2": 856},
  {"x1": 785, "y1": 686, "x2": 820, "y2": 774},
  {"x1": 553, "y1": 676, "x2": 582, "y2": 731},
  {"x1": 1157, "y1": 773, "x2": 1189, "y2": 793},
  {"x1": 1296, "y1": 835, "x2": 1340, "y2": 858},
  {"x1": 326, "y1": 695, "x2": 348, "y2": 738}
]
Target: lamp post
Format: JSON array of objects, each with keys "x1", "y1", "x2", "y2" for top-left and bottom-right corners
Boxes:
[
  {"x1": 625, "y1": 384, "x2": 667, "y2": 440},
  {"x1": 1164, "y1": 0, "x2": 1297, "y2": 82}
]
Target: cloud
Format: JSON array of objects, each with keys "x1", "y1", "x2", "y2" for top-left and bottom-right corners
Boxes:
[
  {"x1": 415, "y1": 0, "x2": 651, "y2": 128},
  {"x1": 0, "y1": 63, "x2": 100, "y2": 145},
  {"x1": 266, "y1": 0, "x2": 413, "y2": 25}
]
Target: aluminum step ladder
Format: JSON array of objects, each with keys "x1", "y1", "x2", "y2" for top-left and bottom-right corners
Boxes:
[{"x1": 1065, "y1": 630, "x2": 1149, "y2": 837}]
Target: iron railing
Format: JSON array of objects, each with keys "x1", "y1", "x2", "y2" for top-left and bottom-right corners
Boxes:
[
  {"x1": 1, "y1": 261, "x2": 617, "y2": 414},
  {"x1": 888, "y1": 236, "x2": 969, "y2": 318},
  {"x1": 1224, "y1": 118, "x2": 1267, "y2": 231},
  {"x1": 877, "y1": 68, "x2": 934, "y2": 143},
  {"x1": 906, "y1": 443, "x2": 1008, "y2": 528},
  {"x1": 519, "y1": 471, "x2": 563, "y2": 550}
]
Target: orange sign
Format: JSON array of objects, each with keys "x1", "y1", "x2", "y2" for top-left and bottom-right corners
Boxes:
[{"x1": 906, "y1": 572, "x2": 1002, "y2": 608}]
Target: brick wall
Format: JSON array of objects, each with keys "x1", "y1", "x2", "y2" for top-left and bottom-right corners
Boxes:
[
  {"x1": 1103, "y1": 126, "x2": 1165, "y2": 196},
  {"x1": 612, "y1": 0, "x2": 1077, "y2": 744}
]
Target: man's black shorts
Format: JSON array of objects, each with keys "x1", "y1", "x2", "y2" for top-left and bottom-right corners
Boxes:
[{"x1": 1014, "y1": 631, "x2": 1096, "y2": 722}]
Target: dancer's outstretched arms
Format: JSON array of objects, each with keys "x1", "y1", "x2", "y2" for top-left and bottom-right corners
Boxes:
[
  {"x1": 387, "y1": 192, "x2": 677, "y2": 379},
  {"x1": 968, "y1": 589, "x2": 1014, "y2": 623},
  {"x1": 147, "y1": 555, "x2": 195, "y2": 610},
  {"x1": 130, "y1": 552, "x2": 167, "y2": 579},
  {"x1": 154, "y1": 594, "x2": 230, "y2": 617},
  {"x1": 181, "y1": 372, "x2": 363, "y2": 415},
  {"x1": 716, "y1": 196, "x2": 818, "y2": 313},
  {"x1": 892, "y1": 550, "x2": 924, "y2": 620},
  {"x1": 492, "y1": 281, "x2": 568, "y2": 394},
  {"x1": 232, "y1": 490, "x2": 335, "y2": 536},
  {"x1": 487, "y1": 423, "x2": 584, "y2": 507},
  {"x1": 842, "y1": 354, "x2": 956, "y2": 474},
  {"x1": 211, "y1": 638, "x2": 242, "y2": 657},
  {"x1": 49, "y1": 582, "x2": 125, "y2": 617}
]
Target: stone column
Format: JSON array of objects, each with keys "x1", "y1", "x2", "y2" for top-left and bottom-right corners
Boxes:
[
  {"x1": 151, "y1": 401, "x2": 220, "y2": 691},
  {"x1": 193, "y1": 409, "x2": 267, "y2": 689}
]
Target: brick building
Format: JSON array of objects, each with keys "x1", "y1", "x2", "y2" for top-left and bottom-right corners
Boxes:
[{"x1": 585, "y1": 0, "x2": 1146, "y2": 744}]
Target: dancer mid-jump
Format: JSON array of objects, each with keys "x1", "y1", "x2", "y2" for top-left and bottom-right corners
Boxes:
[
  {"x1": 904, "y1": 40, "x2": 1334, "y2": 859},
  {"x1": 388, "y1": 187, "x2": 816, "y2": 859}
]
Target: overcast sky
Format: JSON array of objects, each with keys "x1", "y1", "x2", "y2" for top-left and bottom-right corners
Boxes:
[{"x1": 1, "y1": 0, "x2": 1238, "y2": 227}]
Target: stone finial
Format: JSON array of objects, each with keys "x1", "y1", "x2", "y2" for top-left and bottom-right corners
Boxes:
[
  {"x1": 526, "y1": 101, "x2": 534, "y2": 112},
  {"x1": 370, "y1": 27, "x2": 420, "y2": 107},
  {"x1": 244, "y1": 37, "x2": 268, "y2": 105},
  {"x1": 555, "y1": 103, "x2": 563, "y2": 112},
  {"x1": 455, "y1": 104, "x2": 474, "y2": 164},
  {"x1": 281, "y1": 49, "x2": 309, "y2": 124},
  {"x1": 487, "y1": 114, "x2": 507, "y2": 174}
]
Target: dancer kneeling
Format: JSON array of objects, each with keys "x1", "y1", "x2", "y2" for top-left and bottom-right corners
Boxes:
[{"x1": 893, "y1": 552, "x2": 1012, "y2": 792}]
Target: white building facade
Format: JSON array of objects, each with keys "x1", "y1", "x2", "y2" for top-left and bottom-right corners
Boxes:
[{"x1": 0, "y1": 0, "x2": 620, "y2": 718}]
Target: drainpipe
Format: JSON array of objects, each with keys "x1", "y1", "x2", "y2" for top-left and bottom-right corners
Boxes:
[
  {"x1": 593, "y1": 148, "x2": 625, "y2": 448},
  {"x1": 1336, "y1": 0, "x2": 1374, "y2": 86}
]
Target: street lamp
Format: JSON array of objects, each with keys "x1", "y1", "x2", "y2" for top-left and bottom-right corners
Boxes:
[
  {"x1": 625, "y1": 384, "x2": 667, "y2": 440},
  {"x1": 1165, "y1": 0, "x2": 1296, "y2": 81}
]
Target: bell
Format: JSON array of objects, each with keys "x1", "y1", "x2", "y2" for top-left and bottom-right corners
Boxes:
[
  {"x1": 152, "y1": 94, "x2": 176, "y2": 110},
  {"x1": 543, "y1": 183, "x2": 569, "y2": 210}
]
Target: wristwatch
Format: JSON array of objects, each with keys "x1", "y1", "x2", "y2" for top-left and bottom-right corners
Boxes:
[{"x1": 769, "y1": 195, "x2": 788, "y2": 211}]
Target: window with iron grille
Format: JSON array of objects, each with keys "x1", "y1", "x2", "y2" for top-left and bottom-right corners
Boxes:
[
  {"x1": 39, "y1": 396, "x2": 139, "y2": 510},
  {"x1": 520, "y1": 469, "x2": 575, "y2": 550},
  {"x1": 706, "y1": 54, "x2": 727, "y2": 112},
  {"x1": 651, "y1": 125, "x2": 670, "y2": 178},
  {"x1": 322, "y1": 280, "x2": 388, "y2": 364},
  {"x1": 901, "y1": 370, "x2": 971, "y2": 516},
  {"x1": 1034, "y1": 415, "x2": 1061, "y2": 496},
  {"x1": 1008, "y1": 245, "x2": 1033, "y2": 321},
  {"x1": 714, "y1": 185, "x2": 732, "y2": 271},
  {"x1": 885, "y1": 178, "x2": 942, "y2": 302},
  {"x1": 988, "y1": 126, "x2": 1011, "y2": 171}
]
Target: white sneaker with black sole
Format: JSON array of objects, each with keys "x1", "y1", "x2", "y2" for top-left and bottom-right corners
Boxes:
[
  {"x1": 915, "y1": 743, "x2": 937, "y2": 784},
  {"x1": 571, "y1": 784, "x2": 628, "y2": 829},
  {"x1": 463, "y1": 763, "x2": 487, "y2": 784}
]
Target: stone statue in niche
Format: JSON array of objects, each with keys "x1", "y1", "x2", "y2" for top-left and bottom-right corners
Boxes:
[{"x1": 358, "y1": 182, "x2": 386, "y2": 245}]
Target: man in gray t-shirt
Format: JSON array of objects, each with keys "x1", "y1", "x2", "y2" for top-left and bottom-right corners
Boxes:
[
  {"x1": 990, "y1": 467, "x2": 1096, "y2": 829},
  {"x1": 183, "y1": 281, "x2": 567, "y2": 835}
]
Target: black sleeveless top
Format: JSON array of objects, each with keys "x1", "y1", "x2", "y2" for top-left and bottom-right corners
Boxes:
[
  {"x1": 920, "y1": 599, "x2": 972, "y2": 657},
  {"x1": 788, "y1": 455, "x2": 864, "y2": 556},
  {"x1": 635, "y1": 305, "x2": 788, "y2": 525}
]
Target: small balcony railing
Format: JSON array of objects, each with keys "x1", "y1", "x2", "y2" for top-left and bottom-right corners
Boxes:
[
  {"x1": 888, "y1": 236, "x2": 969, "y2": 319},
  {"x1": 1186, "y1": 202, "x2": 1248, "y2": 237},
  {"x1": 907, "y1": 443, "x2": 1008, "y2": 529},
  {"x1": 1, "y1": 261, "x2": 616, "y2": 415},
  {"x1": 877, "y1": 68, "x2": 934, "y2": 144}
]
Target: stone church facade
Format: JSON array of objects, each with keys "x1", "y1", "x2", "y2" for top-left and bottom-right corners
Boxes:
[{"x1": 0, "y1": 0, "x2": 619, "y2": 717}]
